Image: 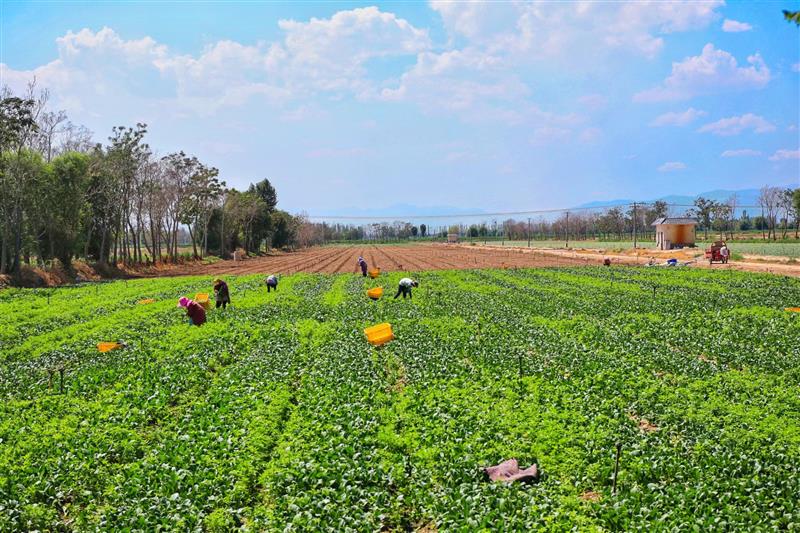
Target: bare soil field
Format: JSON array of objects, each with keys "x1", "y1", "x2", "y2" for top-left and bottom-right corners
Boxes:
[
  {"x1": 160, "y1": 244, "x2": 595, "y2": 277},
  {"x1": 140, "y1": 243, "x2": 800, "y2": 278}
]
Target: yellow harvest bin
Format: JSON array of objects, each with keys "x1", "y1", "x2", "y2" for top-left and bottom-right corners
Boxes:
[
  {"x1": 97, "y1": 342, "x2": 123, "y2": 353},
  {"x1": 364, "y1": 323, "x2": 394, "y2": 346},
  {"x1": 367, "y1": 287, "x2": 383, "y2": 300},
  {"x1": 785, "y1": 307, "x2": 800, "y2": 312},
  {"x1": 137, "y1": 298, "x2": 155, "y2": 305},
  {"x1": 195, "y1": 293, "x2": 211, "y2": 311},
  {"x1": 368, "y1": 268, "x2": 381, "y2": 279}
]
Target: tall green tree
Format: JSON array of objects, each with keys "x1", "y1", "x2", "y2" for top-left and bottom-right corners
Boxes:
[
  {"x1": 793, "y1": 189, "x2": 800, "y2": 238},
  {"x1": 249, "y1": 179, "x2": 278, "y2": 212},
  {"x1": 44, "y1": 152, "x2": 90, "y2": 268},
  {"x1": 0, "y1": 150, "x2": 46, "y2": 274},
  {"x1": 180, "y1": 164, "x2": 223, "y2": 258},
  {"x1": 693, "y1": 197, "x2": 716, "y2": 240},
  {"x1": 271, "y1": 210, "x2": 296, "y2": 249},
  {"x1": 0, "y1": 96, "x2": 38, "y2": 274}
]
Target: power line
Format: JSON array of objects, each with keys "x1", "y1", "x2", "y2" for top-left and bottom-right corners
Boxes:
[{"x1": 306, "y1": 201, "x2": 765, "y2": 221}]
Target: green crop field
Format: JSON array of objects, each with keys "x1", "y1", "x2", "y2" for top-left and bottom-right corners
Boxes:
[{"x1": 2, "y1": 268, "x2": 800, "y2": 531}]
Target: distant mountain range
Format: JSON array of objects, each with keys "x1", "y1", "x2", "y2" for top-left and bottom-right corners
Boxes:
[
  {"x1": 576, "y1": 188, "x2": 762, "y2": 210},
  {"x1": 575, "y1": 188, "x2": 770, "y2": 219},
  {"x1": 310, "y1": 188, "x2": 770, "y2": 224}
]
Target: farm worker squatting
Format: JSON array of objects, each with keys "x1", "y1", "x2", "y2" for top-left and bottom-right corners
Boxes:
[
  {"x1": 213, "y1": 278, "x2": 230, "y2": 309},
  {"x1": 178, "y1": 296, "x2": 206, "y2": 326},
  {"x1": 357, "y1": 256, "x2": 368, "y2": 277},
  {"x1": 394, "y1": 278, "x2": 419, "y2": 299},
  {"x1": 266, "y1": 274, "x2": 278, "y2": 292}
]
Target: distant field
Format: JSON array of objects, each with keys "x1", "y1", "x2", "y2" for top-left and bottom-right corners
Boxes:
[
  {"x1": 488, "y1": 240, "x2": 800, "y2": 258},
  {"x1": 714, "y1": 242, "x2": 800, "y2": 259},
  {"x1": 491, "y1": 240, "x2": 656, "y2": 250}
]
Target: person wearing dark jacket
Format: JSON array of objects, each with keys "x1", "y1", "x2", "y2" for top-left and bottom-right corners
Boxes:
[
  {"x1": 213, "y1": 278, "x2": 230, "y2": 309},
  {"x1": 357, "y1": 256, "x2": 368, "y2": 277},
  {"x1": 266, "y1": 274, "x2": 278, "y2": 292},
  {"x1": 394, "y1": 277, "x2": 418, "y2": 299},
  {"x1": 178, "y1": 297, "x2": 206, "y2": 326}
]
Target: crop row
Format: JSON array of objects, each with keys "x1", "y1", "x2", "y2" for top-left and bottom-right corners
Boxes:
[{"x1": 1, "y1": 267, "x2": 799, "y2": 530}]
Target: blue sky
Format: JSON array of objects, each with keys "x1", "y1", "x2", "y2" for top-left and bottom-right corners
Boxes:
[{"x1": 1, "y1": 1, "x2": 798, "y2": 214}]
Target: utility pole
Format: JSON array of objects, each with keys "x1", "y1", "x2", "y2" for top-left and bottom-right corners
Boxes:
[
  {"x1": 632, "y1": 202, "x2": 637, "y2": 249},
  {"x1": 527, "y1": 217, "x2": 531, "y2": 248},
  {"x1": 565, "y1": 211, "x2": 570, "y2": 248}
]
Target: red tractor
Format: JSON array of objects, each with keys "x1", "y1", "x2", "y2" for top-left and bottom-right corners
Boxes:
[{"x1": 705, "y1": 241, "x2": 729, "y2": 264}]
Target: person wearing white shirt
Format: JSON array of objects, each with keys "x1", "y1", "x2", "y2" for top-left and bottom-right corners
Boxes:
[{"x1": 394, "y1": 277, "x2": 418, "y2": 299}]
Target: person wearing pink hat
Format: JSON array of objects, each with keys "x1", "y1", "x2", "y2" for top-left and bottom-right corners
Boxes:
[{"x1": 178, "y1": 296, "x2": 206, "y2": 326}]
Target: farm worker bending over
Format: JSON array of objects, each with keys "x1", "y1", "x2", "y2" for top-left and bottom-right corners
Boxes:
[
  {"x1": 266, "y1": 274, "x2": 278, "y2": 292},
  {"x1": 178, "y1": 297, "x2": 206, "y2": 326},
  {"x1": 357, "y1": 256, "x2": 368, "y2": 277},
  {"x1": 394, "y1": 278, "x2": 419, "y2": 299},
  {"x1": 720, "y1": 243, "x2": 729, "y2": 263},
  {"x1": 213, "y1": 278, "x2": 230, "y2": 309}
]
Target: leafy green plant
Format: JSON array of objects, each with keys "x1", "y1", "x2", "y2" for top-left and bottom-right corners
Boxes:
[{"x1": 1, "y1": 267, "x2": 799, "y2": 529}]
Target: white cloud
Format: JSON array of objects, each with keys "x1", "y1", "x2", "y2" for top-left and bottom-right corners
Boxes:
[
  {"x1": 1, "y1": 8, "x2": 431, "y2": 115},
  {"x1": 430, "y1": 0, "x2": 723, "y2": 60},
  {"x1": 0, "y1": 27, "x2": 169, "y2": 114},
  {"x1": 161, "y1": 7, "x2": 431, "y2": 107},
  {"x1": 650, "y1": 107, "x2": 707, "y2": 126},
  {"x1": 274, "y1": 7, "x2": 430, "y2": 93},
  {"x1": 698, "y1": 113, "x2": 776, "y2": 136},
  {"x1": 378, "y1": 48, "x2": 531, "y2": 118},
  {"x1": 722, "y1": 19, "x2": 752, "y2": 32},
  {"x1": 720, "y1": 149, "x2": 762, "y2": 157},
  {"x1": 768, "y1": 149, "x2": 800, "y2": 161},
  {"x1": 658, "y1": 161, "x2": 686, "y2": 172},
  {"x1": 634, "y1": 44, "x2": 770, "y2": 102}
]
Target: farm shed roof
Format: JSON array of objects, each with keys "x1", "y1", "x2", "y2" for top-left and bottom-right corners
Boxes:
[{"x1": 651, "y1": 217, "x2": 698, "y2": 226}]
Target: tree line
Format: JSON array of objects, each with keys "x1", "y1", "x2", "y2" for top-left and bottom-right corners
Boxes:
[
  {"x1": 0, "y1": 83, "x2": 300, "y2": 276},
  {"x1": 300, "y1": 192, "x2": 800, "y2": 245}
]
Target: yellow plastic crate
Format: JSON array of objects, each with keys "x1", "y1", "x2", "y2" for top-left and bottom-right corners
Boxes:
[
  {"x1": 367, "y1": 287, "x2": 383, "y2": 300},
  {"x1": 195, "y1": 293, "x2": 211, "y2": 311},
  {"x1": 368, "y1": 268, "x2": 381, "y2": 279},
  {"x1": 97, "y1": 342, "x2": 122, "y2": 353},
  {"x1": 364, "y1": 322, "x2": 394, "y2": 346},
  {"x1": 137, "y1": 298, "x2": 155, "y2": 305}
]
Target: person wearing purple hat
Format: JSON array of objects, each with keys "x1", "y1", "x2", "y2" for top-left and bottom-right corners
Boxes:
[
  {"x1": 357, "y1": 256, "x2": 368, "y2": 277},
  {"x1": 178, "y1": 296, "x2": 206, "y2": 326}
]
